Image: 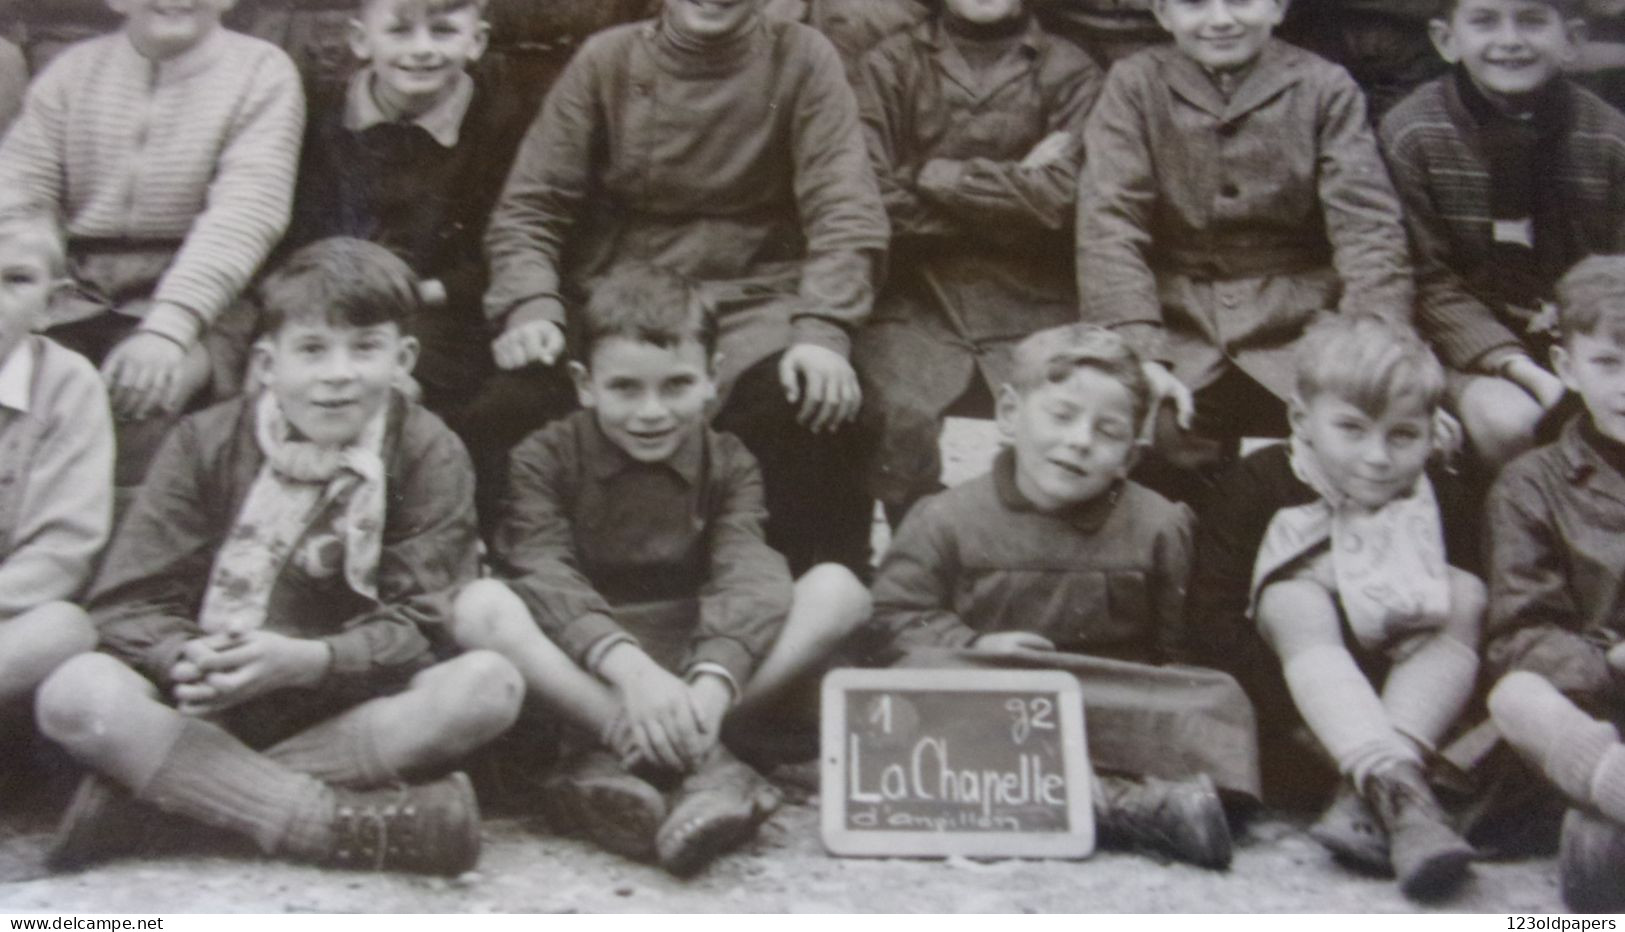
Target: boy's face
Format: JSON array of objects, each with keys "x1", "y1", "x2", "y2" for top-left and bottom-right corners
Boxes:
[
  {"x1": 108, "y1": 0, "x2": 236, "y2": 60},
  {"x1": 260, "y1": 321, "x2": 417, "y2": 448},
  {"x1": 349, "y1": 0, "x2": 488, "y2": 117},
  {"x1": 663, "y1": 0, "x2": 762, "y2": 40},
  {"x1": 996, "y1": 367, "x2": 1142, "y2": 512},
  {"x1": 572, "y1": 336, "x2": 718, "y2": 464},
  {"x1": 1291, "y1": 392, "x2": 1433, "y2": 510},
  {"x1": 1431, "y1": 0, "x2": 1582, "y2": 103},
  {"x1": 1555, "y1": 327, "x2": 1625, "y2": 444},
  {"x1": 0, "y1": 237, "x2": 59, "y2": 367},
  {"x1": 944, "y1": 0, "x2": 1025, "y2": 23},
  {"x1": 1153, "y1": 0, "x2": 1285, "y2": 72}
]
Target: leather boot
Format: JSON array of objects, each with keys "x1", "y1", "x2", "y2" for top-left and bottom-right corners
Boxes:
[
  {"x1": 324, "y1": 771, "x2": 481, "y2": 876},
  {"x1": 1360, "y1": 760, "x2": 1474, "y2": 900},
  {"x1": 1309, "y1": 779, "x2": 1391, "y2": 875},
  {"x1": 541, "y1": 749, "x2": 666, "y2": 861},
  {"x1": 1094, "y1": 773, "x2": 1232, "y2": 870},
  {"x1": 656, "y1": 745, "x2": 781, "y2": 877},
  {"x1": 1561, "y1": 808, "x2": 1625, "y2": 913}
]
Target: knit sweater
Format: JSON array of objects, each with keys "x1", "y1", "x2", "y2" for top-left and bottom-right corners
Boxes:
[
  {"x1": 1380, "y1": 74, "x2": 1625, "y2": 369},
  {"x1": 0, "y1": 28, "x2": 305, "y2": 349}
]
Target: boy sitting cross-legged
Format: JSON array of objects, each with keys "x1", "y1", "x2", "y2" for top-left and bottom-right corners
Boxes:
[
  {"x1": 34, "y1": 238, "x2": 523, "y2": 876},
  {"x1": 869, "y1": 323, "x2": 1263, "y2": 871},
  {"x1": 1191, "y1": 314, "x2": 1485, "y2": 901},
  {"x1": 1485, "y1": 256, "x2": 1625, "y2": 911},
  {"x1": 454, "y1": 263, "x2": 873, "y2": 877}
]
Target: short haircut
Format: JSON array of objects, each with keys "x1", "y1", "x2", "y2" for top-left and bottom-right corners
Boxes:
[
  {"x1": 1006, "y1": 324, "x2": 1154, "y2": 428},
  {"x1": 575, "y1": 263, "x2": 718, "y2": 364},
  {"x1": 1295, "y1": 314, "x2": 1446, "y2": 415},
  {"x1": 0, "y1": 201, "x2": 67, "y2": 277},
  {"x1": 1557, "y1": 254, "x2": 1625, "y2": 343},
  {"x1": 1433, "y1": 0, "x2": 1582, "y2": 20},
  {"x1": 256, "y1": 237, "x2": 419, "y2": 339},
  {"x1": 357, "y1": 0, "x2": 488, "y2": 17}
]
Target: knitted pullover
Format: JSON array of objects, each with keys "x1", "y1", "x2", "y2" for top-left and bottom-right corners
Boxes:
[{"x1": 0, "y1": 28, "x2": 305, "y2": 349}]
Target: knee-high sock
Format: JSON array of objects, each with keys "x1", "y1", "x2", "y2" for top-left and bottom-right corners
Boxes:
[
  {"x1": 136, "y1": 717, "x2": 334, "y2": 858},
  {"x1": 266, "y1": 703, "x2": 398, "y2": 790},
  {"x1": 1383, "y1": 634, "x2": 1479, "y2": 754},
  {"x1": 1491, "y1": 671, "x2": 1625, "y2": 822},
  {"x1": 1283, "y1": 644, "x2": 1417, "y2": 787}
]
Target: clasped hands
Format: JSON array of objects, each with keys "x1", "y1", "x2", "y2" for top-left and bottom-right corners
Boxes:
[
  {"x1": 597, "y1": 643, "x2": 732, "y2": 773},
  {"x1": 169, "y1": 630, "x2": 332, "y2": 716}
]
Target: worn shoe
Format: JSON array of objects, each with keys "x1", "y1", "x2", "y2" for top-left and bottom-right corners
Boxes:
[
  {"x1": 47, "y1": 774, "x2": 212, "y2": 870},
  {"x1": 1094, "y1": 773, "x2": 1232, "y2": 870},
  {"x1": 1561, "y1": 808, "x2": 1625, "y2": 912},
  {"x1": 325, "y1": 771, "x2": 481, "y2": 876},
  {"x1": 655, "y1": 746, "x2": 781, "y2": 877},
  {"x1": 1309, "y1": 780, "x2": 1391, "y2": 875},
  {"x1": 541, "y1": 750, "x2": 666, "y2": 861},
  {"x1": 1361, "y1": 760, "x2": 1474, "y2": 900}
]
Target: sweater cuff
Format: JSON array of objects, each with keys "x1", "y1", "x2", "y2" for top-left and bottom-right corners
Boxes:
[
  {"x1": 562, "y1": 612, "x2": 629, "y2": 666},
  {"x1": 687, "y1": 636, "x2": 755, "y2": 690},
  {"x1": 584, "y1": 631, "x2": 638, "y2": 677},
  {"x1": 790, "y1": 317, "x2": 851, "y2": 359},
  {"x1": 503, "y1": 295, "x2": 566, "y2": 332},
  {"x1": 139, "y1": 303, "x2": 207, "y2": 350},
  {"x1": 321, "y1": 629, "x2": 376, "y2": 678},
  {"x1": 685, "y1": 662, "x2": 740, "y2": 704}
]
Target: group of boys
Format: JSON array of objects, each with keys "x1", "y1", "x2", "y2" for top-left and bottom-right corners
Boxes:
[{"x1": 2, "y1": 0, "x2": 1625, "y2": 915}]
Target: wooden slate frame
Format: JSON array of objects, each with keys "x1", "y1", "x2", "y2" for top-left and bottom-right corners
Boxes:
[{"x1": 819, "y1": 666, "x2": 1094, "y2": 860}]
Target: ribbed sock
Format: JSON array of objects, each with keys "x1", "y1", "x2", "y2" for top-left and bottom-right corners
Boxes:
[
  {"x1": 266, "y1": 704, "x2": 398, "y2": 789},
  {"x1": 1490, "y1": 671, "x2": 1620, "y2": 811},
  {"x1": 1383, "y1": 634, "x2": 1480, "y2": 754},
  {"x1": 1284, "y1": 644, "x2": 1417, "y2": 786},
  {"x1": 135, "y1": 717, "x2": 335, "y2": 858}
]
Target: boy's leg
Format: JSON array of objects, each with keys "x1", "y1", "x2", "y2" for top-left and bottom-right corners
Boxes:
[
  {"x1": 0, "y1": 602, "x2": 95, "y2": 708},
  {"x1": 264, "y1": 651, "x2": 523, "y2": 788},
  {"x1": 1381, "y1": 568, "x2": 1484, "y2": 755},
  {"x1": 1489, "y1": 672, "x2": 1625, "y2": 824},
  {"x1": 714, "y1": 350, "x2": 875, "y2": 577},
  {"x1": 1453, "y1": 373, "x2": 1544, "y2": 472},
  {"x1": 739, "y1": 563, "x2": 872, "y2": 713},
  {"x1": 452, "y1": 580, "x2": 621, "y2": 739},
  {"x1": 452, "y1": 366, "x2": 578, "y2": 538},
  {"x1": 35, "y1": 653, "x2": 335, "y2": 859}
]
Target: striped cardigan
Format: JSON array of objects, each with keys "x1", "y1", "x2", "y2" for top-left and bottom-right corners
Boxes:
[
  {"x1": 1379, "y1": 74, "x2": 1625, "y2": 370},
  {"x1": 0, "y1": 28, "x2": 304, "y2": 349}
]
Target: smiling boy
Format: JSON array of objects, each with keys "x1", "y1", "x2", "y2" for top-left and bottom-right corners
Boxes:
[
  {"x1": 1379, "y1": 0, "x2": 1625, "y2": 473},
  {"x1": 34, "y1": 238, "x2": 521, "y2": 875}
]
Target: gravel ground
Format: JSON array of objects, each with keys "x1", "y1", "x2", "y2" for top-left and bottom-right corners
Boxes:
[{"x1": 0, "y1": 419, "x2": 1568, "y2": 914}]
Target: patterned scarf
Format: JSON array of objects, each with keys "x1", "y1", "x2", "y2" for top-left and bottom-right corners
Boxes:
[
  {"x1": 1248, "y1": 436, "x2": 1451, "y2": 651},
  {"x1": 197, "y1": 393, "x2": 388, "y2": 636}
]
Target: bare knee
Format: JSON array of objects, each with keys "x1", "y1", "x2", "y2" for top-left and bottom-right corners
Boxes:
[
  {"x1": 1460, "y1": 381, "x2": 1542, "y2": 469},
  {"x1": 1255, "y1": 580, "x2": 1343, "y2": 659},
  {"x1": 418, "y1": 651, "x2": 523, "y2": 743},
  {"x1": 0, "y1": 602, "x2": 96, "y2": 689},
  {"x1": 451, "y1": 580, "x2": 533, "y2": 651},
  {"x1": 35, "y1": 653, "x2": 148, "y2": 749},
  {"x1": 1488, "y1": 670, "x2": 1565, "y2": 726},
  {"x1": 794, "y1": 563, "x2": 873, "y2": 636},
  {"x1": 1441, "y1": 568, "x2": 1486, "y2": 648}
]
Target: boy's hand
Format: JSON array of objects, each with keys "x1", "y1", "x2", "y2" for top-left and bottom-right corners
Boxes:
[
  {"x1": 1020, "y1": 131, "x2": 1074, "y2": 170},
  {"x1": 1140, "y1": 360, "x2": 1194, "y2": 433},
  {"x1": 493, "y1": 314, "x2": 565, "y2": 370},
  {"x1": 686, "y1": 674, "x2": 732, "y2": 760},
  {"x1": 599, "y1": 644, "x2": 705, "y2": 771},
  {"x1": 973, "y1": 631, "x2": 1057, "y2": 654},
  {"x1": 780, "y1": 343, "x2": 861, "y2": 433},
  {"x1": 1607, "y1": 641, "x2": 1625, "y2": 674},
  {"x1": 417, "y1": 278, "x2": 447, "y2": 309},
  {"x1": 103, "y1": 330, "x2": 188, "y2": 420},
  {"x1": 1503, "y1": 355, "x2": 1567, "y2": 410},
  {"x1": 175, "y1": 631, "x2": 331, "y2": 715}
]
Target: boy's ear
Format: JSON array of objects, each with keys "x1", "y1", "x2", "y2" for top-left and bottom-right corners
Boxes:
[
  {"x1": 1287, "y1": 392, "x2": 1309, "y2": 436},
  {"x1": 347, "y1": 18, "x2": 373, "y2": 63},
  {"x1": 995, "y1": 383, "x2": 1023, "y2": 441},
  {"x1": 1563, "y1": 18, "x2": 1588, "y2": 62},
  {"x1": 471, "y1": 20, "x2": 491, "y2": 61},
  {"x1": 1551, "y1": 344, "x2": 1582, "y2": 394},
  {"x1": 1149, "y1": 0, "x2": 1173, "y2": 32},
  {"x1": 394, "y1": 334, "x2": 420, "y2": 376},
  {"x1": 1429, "y1": 18, "x2": 1461, "y2": 64},
  {"x1": 250, "y1": 338, "x2": 277, "y2": 389},
  {"x1": 568, "y1": 360, "x2": 595, "y2": 408}
]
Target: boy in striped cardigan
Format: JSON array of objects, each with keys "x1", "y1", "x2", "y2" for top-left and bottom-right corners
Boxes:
[{"x1": 0, "y1": 0, "x2": 305, "y2": 496}]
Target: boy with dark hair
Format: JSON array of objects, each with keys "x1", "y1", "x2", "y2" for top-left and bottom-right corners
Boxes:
[
  {"x1": 33, "y1": 237, "x2": 522, "y2": 876},
  {"x1": 483, "y1": 0, "x2": 890, "y2": 577},
  {"x1": 0, "y1": 203, "x2": 110, "y2": 737},
  {"x1": 0, "y1": 0, "x2": 305, "y2": 497},
  {"x1": 854, "y1": 0, "x2": 1104, "y2": 523},
  {"x1": 281, "y1": 0, "x2": 574, "y2": 529},
  {"x1": 455, "y1": 263, "x2": 872, "y2": 876},
  {"x1": 1278, "y1": 1, "x2": 1446, "y2": 121},
  {"x1": 1190, "y1": 314, "x2": 1484, "y2": 900},
  {"x1": 1077, "y1": 0, "x2": 1414, "y2": 509},
  {"x1": 870, "y1": 323, "x2": 1262, "y2": 871},
  {"x1": 1485, "y1": 255, "x2": 1625, "y2": 911},
  {"x1": 1379, "y1": 0, "x2": 1625, "y2": 472}
]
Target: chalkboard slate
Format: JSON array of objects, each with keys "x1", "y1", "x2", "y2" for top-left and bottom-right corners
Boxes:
[{"x1": 820, "y1": 667, "x2": 1094, "y2": 859}]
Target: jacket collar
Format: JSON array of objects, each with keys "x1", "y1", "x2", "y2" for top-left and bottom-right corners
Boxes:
[
  {"x1": 991, "y1": 447, "x2": 1121, "y2": 533},
  {"x1": 915, "y1": 14, "x2": 1043, "y2": 104},
  {"x1": 1159, "y1": 38, "x2": 1303, "y2": 122},
  {"x1": 344, "y1": 68, "x2": 474, "y2": 149},
  {"x1": 1556, "y1": 415, "x2": 1625, "y2": 508},
  {"x1": 0, "y1": 338, "x2": 34, "y2": 414},
  {"x1": 582, "y1": 411, "x2": 706, "y2": 485}
]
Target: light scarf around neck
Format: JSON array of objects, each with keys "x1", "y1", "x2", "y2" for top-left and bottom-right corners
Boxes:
[
  {"x1": 1248, "y1": 435, "x2": 1451, "y2": 651},
  {"x1": 197, "y1": 393, "x2": 389, "y2": 636}
]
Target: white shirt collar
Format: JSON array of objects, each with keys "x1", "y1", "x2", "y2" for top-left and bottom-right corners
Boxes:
[
  {"x1": 343, "y1": 68, "x2": 474, "y2": 149},
  {"x1": 0, "y1": 339, "x2": 36, "y2": 414}
]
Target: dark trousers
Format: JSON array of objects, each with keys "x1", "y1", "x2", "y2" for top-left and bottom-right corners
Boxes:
[
  {"x1": 1133, "y1": 365, "x2": 1290, "y2": 511},
  {"x1": 714, "y1": 350, "x2": 874, "y2": 578},
  {"x1": 445, "y1": 363, "x2": 578, "y2": 539}
]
